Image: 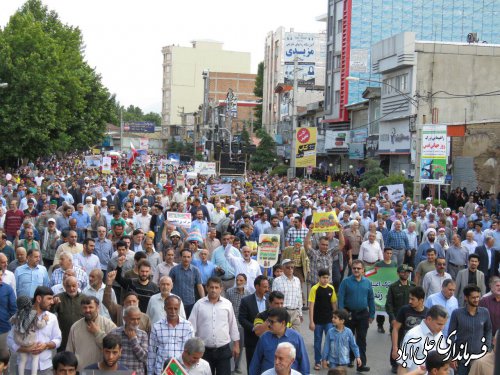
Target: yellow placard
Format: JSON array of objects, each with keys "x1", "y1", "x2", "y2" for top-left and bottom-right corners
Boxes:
[
  {"x1": 295, "y1": 127, "x2": 317, "y2": 168},
  {"x1": 312, "y1": 211, "x2": 339, "y2": 233}
]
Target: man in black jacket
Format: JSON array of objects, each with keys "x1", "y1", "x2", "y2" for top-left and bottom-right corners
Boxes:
[
  {"x1": 238, "y1": 275, "x2": 269, "y2": 373},
  {"x1": 475, "y1": 236, "x2": 499, "y2": 290}
]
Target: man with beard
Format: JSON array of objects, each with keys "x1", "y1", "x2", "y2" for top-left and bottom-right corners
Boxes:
[
  {"x1": 454, "y1": 254, "x2": 486, "y2": 307},
  {"x1": 66, "y1": 296, "x2": 116, "y2": 370},
  {"x1": 84, "y1": 333, "x2": 129, "y2": 371},
  {"x1": 148, "y1": 295, "x2": 194, "y2": 375},
  {"x1": 146, "y1": 275, "x2": 186, "y2": 324},
  {"x1": 390, "y1": 286, "x2": 427, "y2": 374},
  {"x1": 52, "y1": 276, "x2": 84, "y2": 351},
  {"x1": 264, "y1": 215, "x2": 285, "y2": 251},
  {"x1": 415, "y1": 229, "x2": 444, "y2": 264},
  {"x1": 7, "y1": 286, "x2": 61, "y2": 374},
  {"x1": 113, "y1": 259, "x2": 159, "y2": 313},
  {"x1": 110, "y1": 306, "x2": 148, "y2": 374},
  {"x1": 449, "y1": 285, "x2": 492, "y2": 375}
]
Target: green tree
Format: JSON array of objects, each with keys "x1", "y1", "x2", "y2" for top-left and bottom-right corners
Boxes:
[
  {"x1": 359, "y1": 159, "x2": 386, "y2": 190},
  {"x1": 240, "y1": 124, "x2": 250, "y2": 147},
  {"x1": 250, "y1": 129, "x2": 277, "y2": 172},
  {"x1": 0, "y1": 0, "x2": 115, "y2": 160},
  {"x1": 117, "y1": 104, "x2": 161, "y2": 126},
  {"x1": 252, "y1": 61, "x2": 264, "y2": 131}
]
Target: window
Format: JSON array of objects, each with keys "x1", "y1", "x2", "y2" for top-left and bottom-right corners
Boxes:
[
  {"x1": 400, "y1": 74, "x2": 408, "y2": 92},
  {"x1": 334, "y1": 90, "x2": 340, "y2": 104},
  {"x1": 337, "y1": 19, "x2": 342, "y2": 34},
  {"x1": 334, "y1": 55, "x2": 341, "y2": 69}
]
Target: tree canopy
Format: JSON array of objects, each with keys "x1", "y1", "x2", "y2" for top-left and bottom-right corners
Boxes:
[
  {"x1": 252, "y1": 61, "x2": 264, "y2": 131},
  {"x1": 117, "y1": 104, "x2": 161, "y2": 126},
  {"x1": 0, "y1": 0, "x2": 116, "y2": 161},
  {"x1": 250, "y1": 129, "x2": 277, "y2": 172}
]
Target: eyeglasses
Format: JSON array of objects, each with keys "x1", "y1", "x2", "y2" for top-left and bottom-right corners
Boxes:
[{"x1": 352, "y1": 267, "x2": 363, "y2": 270}]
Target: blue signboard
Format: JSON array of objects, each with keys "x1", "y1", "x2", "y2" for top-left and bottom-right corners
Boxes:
[{"x1": 123, "y1": 122, "x2": 155, "y2": 133}]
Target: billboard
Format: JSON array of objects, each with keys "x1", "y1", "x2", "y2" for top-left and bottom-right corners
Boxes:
[
  {"x1": 378, "y1": 122, "x2": 411, "y2": 153},
  {"x1": 295, "y1": 127, "x2": 317, "y2": 168},
  {"x1": 324, "y1": 131, "x2": 350, "y2": 150},
  {"x1": 123, "y1": 122, "x2": 155, "y2": 133},
  {"x1": 194, "y1": 162, "x2": 217, "y2": 175},
  {"x1": 366, "y1": 135, "x2": 379, "y2": 158},
  {"x1": 348, "y1": 143, "x2": 365, "y2": 160},
  {"x1": 420, "y1": 125, "x2": 447, "y2": 184},
  {"x1": 283, "y1": 32, "x2": 325, "y2": 87}
]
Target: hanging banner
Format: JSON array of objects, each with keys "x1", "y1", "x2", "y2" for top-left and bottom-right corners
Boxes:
[
  {"x1": 312, "y1": 211, "x2": 339, "y2": 233},
  {"x1": 295, "y1": 127, "x2": 317, "y2": 168},
  {"x1": 101, "y1": 157, "x2": 112, "y2": 174},
  {"x1": 257, "y1": 234, "x2": 280, "y2": 268},
  {"x1": 167, "y1": 212, "x2": 192, "y2": 229},
  {"x1": 207, "y1": 183, "x2": 232, "y2": 198},
  {"x1": 420, "y1": 125, "x2": 447, "y2": 184},
  {"x1": 365, "y1": 267, "x2": 399, "y2": 312},
  {"x1": 194, "y1": 161, "x2": 217, "y2": 175}
]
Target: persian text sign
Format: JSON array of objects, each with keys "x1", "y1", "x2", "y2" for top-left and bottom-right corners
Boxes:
[
  {"x1": 295, "y1": 127, "x2": 317, "y2": 168},
  {"x1": 312, "y1": 211, "x2": 339, "y2": 233},
  {"x1": 420, "y1": 125, "x2": 447, "y2": 184},
  {"x1": 194, "y1": 161, "x2": 217, "y2": 175},
  {"x1": 167, "y1": 212, "x2": 192, "y2": 229},
  {"x1": 257, "y1": 234, "x2": 280, "y2": 268},
  {"x1": 365, "y1": 267, "x2": 399, "y2": 312}
]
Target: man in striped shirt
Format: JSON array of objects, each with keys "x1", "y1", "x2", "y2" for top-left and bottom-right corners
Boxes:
[{"x1": 147, "y1": 295, "x2": 194, "y2": 375}]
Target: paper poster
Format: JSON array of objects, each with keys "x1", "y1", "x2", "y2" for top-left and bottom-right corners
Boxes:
[
  {"x1": 365, "y1": 267, "x2": 399, "y2": 312},
  {"x1": 176, "y1": 175, "x2": 185, "y2": 187},
  {"x1": 85, "y1": 156, "x2": 102, "y2": 169},
  {"x1": 101, "y1": 157, "x2": 111, "y2": 174},
  {"x1": 257, "y1": 234, "x2": 280, "y2": 268},
  {"x1": 194, "y1": 161, "x2": 217, "y2": 175},
  {"x1": 162, "y1": 358, "x2": 188, "y2": 375},
  {"x1": 420, "y1": 124, "x2": 447, "y2": 184},
  {"x1": 158, "y1": 173, "x2": 168, "y2": 186},
  {"x1": 378, "y1": 184, "x2": 405, "y2": 202},
  {"x1": 312, "y1": 211, "x2": 339, "y2": 233},
  {"x1": 207, "y1": 183, "x2": 232, "y2": 198},
  {"x1": 167, "y1": 212, "x2": 192, "y2": 229},
  {"x1": 295, "y1": 127, "x2": 317, "y2": 168}
]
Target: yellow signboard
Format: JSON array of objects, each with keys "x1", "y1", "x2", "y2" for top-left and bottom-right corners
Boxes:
[
  {"x1": 312, "y1": 211, "x2": 339, "y2": 233},
  {"x1": 295, "y1": 127, "x2": 317, "y2": 168}
]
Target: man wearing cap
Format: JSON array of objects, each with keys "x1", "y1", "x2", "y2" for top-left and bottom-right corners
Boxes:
[
  {"x1": 272, "y1": 259, "x2": 304, "y2": 331},
  {"x1": 40, "y1": 217, "x2": 61, "y2": 268},
  {"x1": 385, "y1": 264, "x2": 415, "y2": 336}
]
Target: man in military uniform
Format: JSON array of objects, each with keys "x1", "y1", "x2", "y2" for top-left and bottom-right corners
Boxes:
[{"x1": 385, "y1": 264, "x2": 414, "y2": 373}]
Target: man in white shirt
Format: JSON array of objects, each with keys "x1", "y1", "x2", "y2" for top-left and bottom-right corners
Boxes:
[
  {"x1": 262, "y1": 342, "x2": 302, "y2": 375},
  {"x1": 272, "y1": 259, "x2": 303, "y2": 331},
  {"x1": 177, "y1": 337, "x2": 212, "y2": 375},
  {"x1": 0, "y1": 253, "x2": 15, "y2": 292},
  {"x1": 74, "y1": 238, "x2": 100, "y2": 275},
  {"x1": 397, "y1": 305, "x2": 449, "y2": 373},
  {"x1": 422, "y1": 257, "x2": 452, "y2": 298},
  {"x1": 461, "y1": 230, "x2": 478, "y2": 255},
  {"x1": 8, "y1": 286, "x2": 62, "y2": 373},
  {"x1": 146, "y1": 276, "x2": 186, "y2": 324},
  {"x1": 224, "y1": 244, "x2": 262, "y2": 292},
  {"x1": 136, "y1": 205, "x2": 152, "y2": 231},
  {"x1": 210, "y1": 203, "x2": 226, "y2": 225},
  {"x1": 358, "y1": 232, "x2": 383, "y2": 267},
  {"x1": 82, "y1": 268, "x2": 116, "y2": 320},
  {"x1": 188, "y1": 277, "x2": 240, "y2": 374}
]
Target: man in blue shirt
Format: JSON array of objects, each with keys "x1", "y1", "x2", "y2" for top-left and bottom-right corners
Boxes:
[
  {"x1": 192, "y1": 248, "x2": 216, "y2": 287},
  {"x1": 249, "y1": 307, "x2": 310, "y2": 375},
  {"x1": 337, "y1": 259, "x2": 375, "y2": 372},
  {"x1": 14, "y1": 248, "x2": 50, "y2": 297},
  {"x1": 0, "y1": 268, "x2": 17, "y2": 357}
]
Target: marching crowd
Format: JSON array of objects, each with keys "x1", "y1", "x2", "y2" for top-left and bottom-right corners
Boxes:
[{"x1": 0, "y1": 152, "x2": 498, "y2": 375}]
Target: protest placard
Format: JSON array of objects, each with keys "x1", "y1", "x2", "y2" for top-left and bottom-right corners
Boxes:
[
  {"x1": 257, "y1": 234, "x2": 280, "y2": 268},
  {"x1": 167, "y1": 212, "x2": 192, "y2": 228},
  {"x1": 312, "y1": 211, "x2": 339, "y2": 233}
]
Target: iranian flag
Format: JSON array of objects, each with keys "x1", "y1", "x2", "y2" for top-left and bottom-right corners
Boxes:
[{"x1": 128, "y1": 142, "x2": 139, "y2": 167}]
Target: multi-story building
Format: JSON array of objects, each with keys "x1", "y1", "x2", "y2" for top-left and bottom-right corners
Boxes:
[
  {"x1": 207, "y1": 72, "x2": 258, "y2": 135},
  {"x1": 161, "y1": 40, "x2": 251, "y2": 136},
  {"x1": 324, "y1": 0, "x2": 500, "y2": 125},
  {"x1": 371, "y1": 31, "x2": 500, "y2": 198},
  {"x1": 262, "y1": 26, "x2": 326, "y2": 137}
]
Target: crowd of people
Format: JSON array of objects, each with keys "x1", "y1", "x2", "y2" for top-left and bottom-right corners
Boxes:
[{"x1": 0, "y1": 151, "x2": 498, "y2": 375}]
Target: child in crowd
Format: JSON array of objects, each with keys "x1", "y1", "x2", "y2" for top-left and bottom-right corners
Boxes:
[
  {"x1": 322, "y1": 309, "x2": 361, "y2": 369},
  {"x1": 9, "y1": 296, "x2": 49, "y2": 375}
]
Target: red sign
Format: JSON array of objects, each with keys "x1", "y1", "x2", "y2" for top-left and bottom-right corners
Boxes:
[{"x1": 296, "y1": 128, "x2": 310, "y2": 144}]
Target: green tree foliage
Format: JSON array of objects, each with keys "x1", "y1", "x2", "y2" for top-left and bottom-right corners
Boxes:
[
  {"x1": 252, "y1": 61, "x2": 264, "y2": 131},
  {"x1": 359, "y1": 160, "x2": 386, "y2": 191},
  {"x1": 250, "y1": 129, "x2": 277, "y2": 172},
  {"x1": 240, "y1": 124, "x2": 250, "y2": 147},
  {"x1": 0, "y1": 0, "x2": 116, "y2": 160},
  {"x1": 117, "y1": 104, "x2": 161, "y2": 126}
]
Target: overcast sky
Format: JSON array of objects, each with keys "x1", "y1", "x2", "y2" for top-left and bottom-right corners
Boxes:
[{"x1": 1, "y1": 0, "x2": 326, "y2": 113}]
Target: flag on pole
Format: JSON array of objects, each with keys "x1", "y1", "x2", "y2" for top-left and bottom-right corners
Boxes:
[{"x1": 128, "y1": 142, "x2": 139, "y2": 167}]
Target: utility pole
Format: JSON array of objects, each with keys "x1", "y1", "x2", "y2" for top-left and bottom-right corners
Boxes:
[
  {"x1": 289, "y1": 56, "x2": 299, "y2": 178},
  {"x1": 120, "y1": 108, "x2": 123, "y2": 151}
]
